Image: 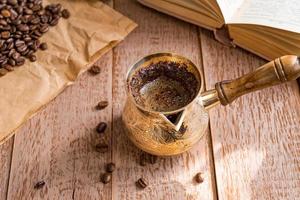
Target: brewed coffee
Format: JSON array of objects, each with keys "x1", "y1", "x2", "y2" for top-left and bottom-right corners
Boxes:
[{"x1": 129, "y1": 61, "x2": 199, "y2": 112}]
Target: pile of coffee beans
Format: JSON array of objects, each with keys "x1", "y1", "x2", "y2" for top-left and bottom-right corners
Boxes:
[{"x1": 0, "y1": 0, "x2": 70, "y2": 76}]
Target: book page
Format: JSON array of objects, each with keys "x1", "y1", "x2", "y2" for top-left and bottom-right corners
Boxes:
[
  {"x1": 138, "y1": 0, "x2": 223, "y2": 29},
  {"x1": 216, "y1": 0, "x2": 245, "y2": 22},
  {"x1": 228, "y1": 0, "x2": 300, "y2": 33},
  {"x1": 164, "y1": 0, "x2": 219, "y2": 19}
]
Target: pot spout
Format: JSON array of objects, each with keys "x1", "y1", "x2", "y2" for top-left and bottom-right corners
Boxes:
[{"x1": 159, "y1": 110, "x2": 186, "y2": 132}]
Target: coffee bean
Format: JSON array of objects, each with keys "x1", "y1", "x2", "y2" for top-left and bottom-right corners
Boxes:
[
  {"x1": 0, "y1": 68, "x2": 8, "y2": 76},
  {"x1": 31, "y1": 17, "x2": 40, "y2": 24},
  {"x1": 95, "y1": 143, "x2": 109, "y2": 153},
  {"x1": 96, "y1": 101, "x2": 109, "y2": 110},
  {"x1": 2, "y1": 50, "x2": 9, "y2": 55},
  {"x1": 0, "y1": 40, "x2": 5, "y2": 48},
  {"x1": 0, "y1": 19, "x2": 7, "y2": 26},
  {"x1": 1, "y1": 31, "x2": 10, "y2": 39},
  {"x1": 101, "y1": 173, "x2": 111, "y2": 184},
  {"x1": 7, "y1": 42, "x2": 14, "y2": 50},
  {"x1": 61, "y1": 9, "x2": 70, "y2": 19},
  {"x1": 89, "y1": 65, "x2": 101, "y2": 74},
  {"x1": 29, "y1": 54, "x2": 36, "y2": 62},
  {"x1": 194, "y1": 172, "x2": 204, "y2": 183},
  {"x1": 1, "y1": 9, "x2": 11, "y2": 18},
  {"x1": 26, "y1": 50, "x2": 34, "y2": 57},
  {"x1": 106, "y1": 162, "x2": 116, "y2": 173},
  {"x1": 34, "y1": 181, "x2": 46, "y2": 189},
  {"x1": 39, "y1": 25, "x2": 49, "y2": 33},
  {"x1": 8, "y1": 58, "x2": 15, "y2": 66},
  {"x1": 24, "y1": 8, "x2": 33, "y2": 15},
  {"x1": 15, "y1": 57, "x2": 25, "y2": 66},
  {"x1": 39, "y1": 42, "x2": 47, "y2": 50},
  {"x1": 7, "y1": 0, "x2": 18, "y2": 6},
  {"x1": 17, "y1": 24, "x2": 29, "y2": 32},
  {"x1": 96, "y1": 122, "x2": 107, "y2": 134},
  {"x1": 12, "y1": 52, "x2": 20, "y2": 60},
  {"x1": 4, "y1": 64, "x2": 14, "y2": 71},
  {"x1": 16, "y1": 44, "x2": 27, "y2": 53},
  {"x1": 15, "y1": 41, "x2": 25, "y2": 48},
  {"x1": 40, "y1": 15, "x2": 48, "y2": 23},
  {"x1": 33, "y1": 30, "x2": 42, "y2": 37},
  {"x1": 0, "y1": 1, "x2": 70, "y2": 76},
  {"x1": 32, "y1": 5, "x2": 42, "y2": 12},
  {"x1": 49, "y1": 16, "x2": 59, "y2": 26},
  {"x1": 136, "y1": 178, "x2": 148, "y2": 189},
  {"x1": 27, "y1": 3, "x2": 34, "y2": 9}
]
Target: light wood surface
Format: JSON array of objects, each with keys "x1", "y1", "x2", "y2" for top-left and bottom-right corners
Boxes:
[
  {"x1": 0, "y1": 1, "x2": 299, "y2": 200},
  {"x1": 216, "y1": 55, "x2": 300, "y2": 105},
  {"x1": 6, "y1": 52, "x2": 113, "y2": 200},
  {"x1": 201, "y1": 29, "x2": 300, "y2": 200},
  {"x1": 0, "y1": 138, "x2": 13, "y2": 200},
  {"x1": 112, "y1": 1, "x2": 215, "y2": 199}
]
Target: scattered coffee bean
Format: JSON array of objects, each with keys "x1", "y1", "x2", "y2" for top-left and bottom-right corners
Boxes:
[
  {"x1": 95, "y1": 143, "x2": 109, "y2": 153},
  {"x1": 39, "y1": 42, "x2": 48, "y2": 51},
  {"x1": 139, "y1": 154, "x2": 147, "y2": 166},
  {"x1": 194, "y1": 172, "x2": 204, "y2": 183},
  {"x1": 0, "y1": 68, "x2": 8, "y2": 76},
  {"x1": 148, "y1": 154, "x2": 158, "y2": 164},
  {"x1": 34, "y1": 180, "x2": 46, "y2": 189},
  {"x1": 96, "y1": 122, "x2": 107, "y2": 134},
  {"x1": 4, "y1": 65, "x2": 14, "y2": 71},
  {"x1": 96, "y1": 101, "x2": 109, "y2": 110},
  {"x1": 101, "y1": 173, "x2": 112, "y2": 184},
  {"x1": 89, "y1": 65, "x2": 101, "y2": 74},
  {"x1": 29, "y1": 54, "x2": 37, "y2": 62},
  {"x1": 0, "y1": 1, "x2": 70, "y2": 76},
  {"x1": 106, "y1": 162, "x2": 116, "y2": 173},
  {"x1": 136, "y1": 178, "x2": 148, "y2": 189},
  {"x1": 61, "y1": 9, "x2": 70, "y2": 19}
]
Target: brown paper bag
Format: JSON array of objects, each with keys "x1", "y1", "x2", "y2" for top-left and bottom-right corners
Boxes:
[{"x1": 0, "y1": 0, "x2": 137, "y2": 143}]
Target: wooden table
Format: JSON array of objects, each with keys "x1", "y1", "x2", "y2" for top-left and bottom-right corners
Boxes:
[{"x1": 1, "y1": 1, "x2": 300, "y2": 199}]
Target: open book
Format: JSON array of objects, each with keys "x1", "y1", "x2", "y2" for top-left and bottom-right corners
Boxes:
[{"x1": 138, "y1": 0, "x2": 300, "y2": 61}]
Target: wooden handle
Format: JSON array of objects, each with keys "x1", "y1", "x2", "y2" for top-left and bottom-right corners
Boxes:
[{"x1": 216, "y1": 55, "x2": 300, "y2": 105}]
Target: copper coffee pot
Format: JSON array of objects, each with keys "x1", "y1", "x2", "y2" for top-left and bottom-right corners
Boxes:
[{"x1": 122, "y1": 53, "x2": 300, "y2": 156}]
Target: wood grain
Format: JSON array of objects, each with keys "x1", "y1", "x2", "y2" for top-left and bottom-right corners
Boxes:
[
  {"x1": 2, "y1": 1, "x2": 298, "y2": 200},
  {"x1": 6, "y1": 52, "x2": 113, "y2": 200},
  {"x1": 201, "y1": 29, "x2": 300, "y2": 200},
  {"x1": 215, "y1": 55, "x2": 300, "y2": 105},
  {"x1": 0, "y1": 137, "x2": 13, "y2": 200},
  {"x1": 112, "y1": 1, "x2": 216, "y2": 199}
]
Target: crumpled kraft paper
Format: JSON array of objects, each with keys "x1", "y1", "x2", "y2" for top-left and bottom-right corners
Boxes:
[{"x1": 0, "y1": 0, "x2": 137, "y2": 144}]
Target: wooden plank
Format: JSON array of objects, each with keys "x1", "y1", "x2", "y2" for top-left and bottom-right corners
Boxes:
[
  {"x1": 112, "y1": 1, "x2": 217, "y2": 199},
  {"x1": 6, "y1": 51, "x2": 113, "y2": 200},
  {"x1": 0, "y1": 137, "x2": 14, "y2": 200},
  {"x1": 201, "y1": 30, "x2": 300, "y2": 200}
]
